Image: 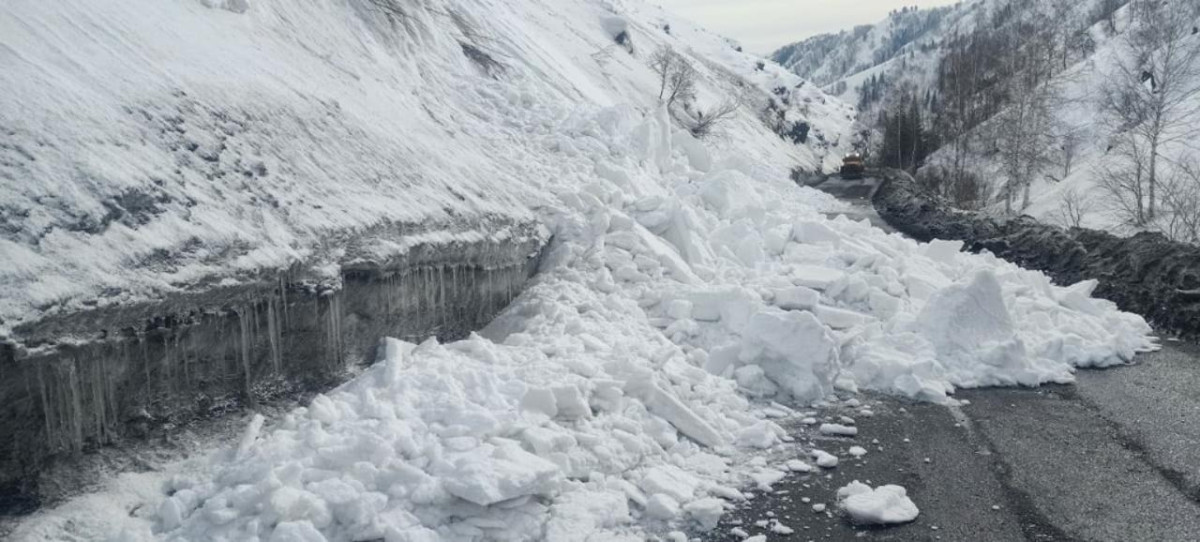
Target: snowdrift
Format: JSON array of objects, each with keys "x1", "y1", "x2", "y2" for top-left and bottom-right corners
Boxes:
[
  {"x1": 876, "y1": 169, "x2": 1200, "y2": 340},
  {"x1": 5, "y1": 0, "x2": 1156, "y2": 540}
]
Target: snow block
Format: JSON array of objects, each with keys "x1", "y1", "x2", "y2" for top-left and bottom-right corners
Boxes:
[
  {"x1": 790, "y1": 265, "x2": 845, "y2": 290},
  {"x1": 923, "y1": 239, "x2": 963, "y2": 265},
  {"x1": 836, "y1": 481, "x2": 919, "y2": 525},
  {"x1": 441, "y1": 440, "x2": 562, "y2": 506},
  {"x1": 818, "y1": 423, "x2": 857, "y2": 437},
  {"x1": 641, "y1": 465, "x2": 701, "y2": 503},
  {"x1": 625, "y1": 379, "x2": 726, "y2": 448},
  {"x1": 521, "y1": 387, "x2": 559, "y2": 418},
  {"x1": 793, "y1": 220, "x2": 841, "y2": 245},
  {"x1": 552, "y1": 385, "x2": 592, "y2": 420},
  {"x1": 1057, "y1": 279, "x2": 1103, "y2": 316},
  {"x1": 772, "y1": 286, "x2": 820, "y2": 311},
  {"x1": 739, "y1": 310, "x2": 838, "y2": 402},
  {"x1": 918, "y1": 271, "x2": 1017, "y2": 362},
  {"x1": 814, "y1": 305, "x2": 869, "y2": 329},
  {"x1": 687, "y1": 286, "x2": 759, "y2": 330},
  {"x1": 645, "y1": 493, "x2": 681, "y2": 520},
  {"x1": 698, "y1": 170, "x2": 765, "y2": 220},
  {"x1": 684, "y1": 497, "x2": 725, "y2": 530}
]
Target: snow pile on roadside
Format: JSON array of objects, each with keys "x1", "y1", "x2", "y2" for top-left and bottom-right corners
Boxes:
[
  {"x1": 5, "y1": 0, "x2": 1159, "y2": 540},
  {"x1": 836, "y1": 481, "x2": 919, "y2": 525},
  {"x1": 33, "y1": 101, "x2": 1157, "y2": 542}
]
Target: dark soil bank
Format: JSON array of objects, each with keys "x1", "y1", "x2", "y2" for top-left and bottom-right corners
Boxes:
[{"x1": 873, "y1": 170, "x2": 1200, "y2": 339}]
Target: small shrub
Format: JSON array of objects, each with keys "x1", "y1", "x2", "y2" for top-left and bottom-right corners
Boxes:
[{"x1": 686, "y1": 98, "x2": 741, "y2": 139}]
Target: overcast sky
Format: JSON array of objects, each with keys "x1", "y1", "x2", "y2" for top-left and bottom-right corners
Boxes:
[{"x1": 657, "y1": 0, "x2": 961, "y2": 55}]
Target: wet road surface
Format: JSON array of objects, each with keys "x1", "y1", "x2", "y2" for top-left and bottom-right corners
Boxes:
[{"x1": 705, "y1": 343, "x2": 1200, "y2": 542}]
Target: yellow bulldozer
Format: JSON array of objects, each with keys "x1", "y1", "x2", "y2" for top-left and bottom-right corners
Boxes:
[{"x1": 840, "y1": 153, "x2": 865, "y2": 180}]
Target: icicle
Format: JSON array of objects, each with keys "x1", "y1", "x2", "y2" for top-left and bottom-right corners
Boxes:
[
  {"x1": 267, "y1": 298, "x2": 281, "y2": 374},
  {"x1": 439, "y1": 265, "x2": 447, "y2": 331},
  {"x1": 451, "y1": 265, "x2": 460, "y2": 324},
  {"x1": 280, "y1": 275, "x2": 290, "y2": 330},
  {"x1": 66, "y1": 359, "x2": 82, "y2": 453},
  {"x1": 140, "y1": 335, "x2": 151, "y2": 390},
  {"x1": 239, "y1": 306, "x2": 253, "y2": 399},
  {"x1": 100, "y1": 349, "x2": 115, "y2": 443},
  {"x1": 179, "y1": 331, "x2": 189, "y2": 388},
  {"x1": 163, "y1": 331, "x2": 173, "y2": 395},
  {"x1": 36, "y1": 362, "x2": 54, "y2": 451},
  {"x1": 88, "y1": 354, "x2": 101, "y2": 444},
  {"x1": 384, "y1": 273, "x2": 393, "y2": 322},
  {"x1": 326, "y1": 293, "x2": 344, "y2": 370}
]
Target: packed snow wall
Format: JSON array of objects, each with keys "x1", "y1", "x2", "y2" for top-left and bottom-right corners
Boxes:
[
  {"x1": 0, "y1": 219, "x2": 547, "y2": 503},
  {"x1": 873, "y1": 170, "x2": 1200, "y2": 339}
]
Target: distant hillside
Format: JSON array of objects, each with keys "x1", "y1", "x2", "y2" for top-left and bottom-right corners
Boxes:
[
  {"x1": 771, "y1": 4, "x2": 968, "y2": 90},
  {"x1": 773, "y1": 0, "x2": 1200, "y2": 245}
]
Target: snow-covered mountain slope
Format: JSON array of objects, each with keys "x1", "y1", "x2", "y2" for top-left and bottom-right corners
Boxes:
[
  {"x1": 771, "y1": 4, "x2": 976, "y2": 91},
  {"x1": 4, "y1": 0, "x2": 1158, "y2": 540},
  {"x1": 1003, "y1": 6, "x2": 1200, "y2": 234},
  {"x1": 907, "y1": 0, "x2": 1200, "y2": 234},
  {"x1": 775, "y1": 0, "x2": 1200, "y2": 237},
  {"x1": 0, "y1": 0, "x2": 851, "y2": 335}
]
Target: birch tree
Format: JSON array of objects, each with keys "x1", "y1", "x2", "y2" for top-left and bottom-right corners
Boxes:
[{"x1": 1100, "y1": 0, "x2": 1200, "y2": 223}]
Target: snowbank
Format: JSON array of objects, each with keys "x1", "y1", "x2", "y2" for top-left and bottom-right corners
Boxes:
[{"x1": 876, "y1": 169, "x2": 1200, "y2": 340}]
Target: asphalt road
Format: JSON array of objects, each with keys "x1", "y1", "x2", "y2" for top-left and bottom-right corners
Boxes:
[
  {"x1": 803, "y1": 175, "x2": 894, "y2": 232},
  {"x1": 704, "y1": 343, "x2": 1200, "y2": 542},
  {"x1": 699, "y1": 176, "x2": 1200, "y2": 541}
]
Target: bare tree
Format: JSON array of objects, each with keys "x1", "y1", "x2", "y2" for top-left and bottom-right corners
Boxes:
[
  {"x1": 1057, "y1": 186, "x2": 1093, "y2": 228},
  {"x1": 686, "y1": 97, "x2": 741, "y2": 139},
  {"x1": 650, "y1": 46, "x2": 676, "y2": 101},
  {"x1": 666, "y1": 57, "x2": 698, "y2": 108},
  {"x1": 934, "y1": 23, "x2": 996, "y2": 205},
  {"x1": 1100, "y1": 0, "x2": 1200, "y2": 222},
  {"x1": 650, "y1": 46, "x2": 697, "y2": 108},
  {"x1": 1159, "y1": 160, "x2": 1200, "y2": 244},
  {"x1": 1098, "y1": 134, "x2": 1153, "y2": 227},
  {"x1": 1046, "y1": 126, "x2": 1085, "y2": 182},
  {"x1": 649, "y1": 46, "x2": 676, "y2": 101},
  {"x1": 993, "y1": 39, "x2": 1061, "y2": 214}
]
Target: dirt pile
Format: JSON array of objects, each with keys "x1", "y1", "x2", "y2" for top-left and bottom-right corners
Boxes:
[{"x1": 873, "y1": 171, "x2": 1200, "y2": 339}]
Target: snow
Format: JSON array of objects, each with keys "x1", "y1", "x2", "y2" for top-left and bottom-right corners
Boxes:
[
  {"x1": 836, "y1": 481, "x2": 920, "y2": 525},
  {"x1": 440, "y1": 440, "x2": 562, "y2": 507},
  {"x1": 785, "y1": 459, "x2": 813, "y2": 473},
  {"x1": 646, "y1": 494, "x2": 682, "y2": 520},
  {"x1": 812, "y1": 450, "x2": 840, "y2": 469},
  {"x1": 818, "y1": 423, "x2": 858, "y2": 437},
  {"x1": 683, "y1": 498, "x2": 726, "y2": 530},
  {"x1": 770, "y1": 519, "x2": 795, "y2": 534},
  {"x1": 5, "y1": 0, "x2": 1161, "y2": 540}
]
